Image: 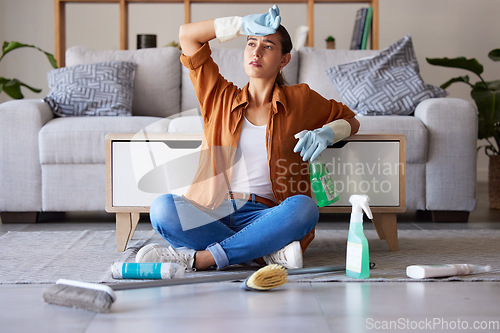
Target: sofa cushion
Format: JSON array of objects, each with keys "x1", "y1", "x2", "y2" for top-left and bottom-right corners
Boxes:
[
  {"x1": 44, "y1": 61, "x2": 136, "y2": 117},
  {"x1": 41, "y1": 164, "x2": 106, "y2": 211},
  {"x1": 357, "y1": 116, "x2": 428, "y2": 163},
  {"x1": 181, "y1": 48, "x2": 299, "y2": 113},
  {"x1": 168, "y1": 116, "x2": 204, "y2": 133},
  {"x1": 326, "y1": 35, "x2": 447, "y2": 116},
  {"x1": 39, "y1": 116, "x2": 168, "y2": 164},
  {"x1": 298, "y1": 48, "x2": 378, "y2": 102},
  {"x1": 66, "y1": 46, "x2": 181, "y2": 118}
]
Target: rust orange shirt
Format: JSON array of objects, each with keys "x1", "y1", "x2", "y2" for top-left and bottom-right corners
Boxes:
[{"x1": 181, "y1": 43, "x2": 357, "y2": 209}]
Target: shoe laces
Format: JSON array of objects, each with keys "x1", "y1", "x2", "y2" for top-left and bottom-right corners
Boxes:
[
  {"x1": 268, "y1": 249, "x2": 288, "y2": 265},
  {"x1": 155, "y1": 246, "x2": 195, "y2": 270}
]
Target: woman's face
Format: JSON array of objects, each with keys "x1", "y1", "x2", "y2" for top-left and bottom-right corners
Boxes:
[{"x1": 244, "y1": 33, "x2": 289, "y2": 81}]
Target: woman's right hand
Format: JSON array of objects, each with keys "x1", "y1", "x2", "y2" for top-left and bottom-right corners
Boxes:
[
  {"x1": 213, "y1": 5, "x2": 281, "y2": 43},
  {"x1": 241, "y1": 5, "x2": 281, "y2": 36},
  {"x1": 180, "y1": 5, "x2": 282, "y2": 56}
]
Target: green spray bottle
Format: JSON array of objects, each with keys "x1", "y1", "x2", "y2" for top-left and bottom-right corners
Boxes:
[
  {"x1": 346, "y1": 194, "x2": 373, "y2": 279},
  {"x1": 294, "y1": 130, "x2": 339, "y2": 207}
]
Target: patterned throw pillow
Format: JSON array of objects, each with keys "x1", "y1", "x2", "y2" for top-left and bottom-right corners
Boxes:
[
  {"x1": 326, "y1": 35, "x2": 447, "y2": 116},
  {"x1": 44, "y1": 61, "x2": 136, "y2": 116}
]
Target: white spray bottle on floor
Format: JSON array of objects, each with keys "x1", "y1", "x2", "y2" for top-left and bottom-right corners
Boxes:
[{"x1": 346, "y1": 194, "x2": 372, "y2": 279}]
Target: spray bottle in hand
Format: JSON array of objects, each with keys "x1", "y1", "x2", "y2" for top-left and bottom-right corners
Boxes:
[
  {"x1": 346, "y1": 194, "x2": 373, "y2": 279},
  {"x1": 294, "y1": 130, "x2": 339, "y2": 207}
]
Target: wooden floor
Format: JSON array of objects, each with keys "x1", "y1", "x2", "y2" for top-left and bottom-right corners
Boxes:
[{"x1": 1, "y1": 182, "x2": 500, "y2": 333}]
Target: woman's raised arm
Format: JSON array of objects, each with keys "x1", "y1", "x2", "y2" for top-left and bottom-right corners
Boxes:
[
  {"x1": 179, "y1": 6, "x2": 281, "y2": 57},
  {"x1": 179, "y1": 20, "x2": 216, "y2": 57}
]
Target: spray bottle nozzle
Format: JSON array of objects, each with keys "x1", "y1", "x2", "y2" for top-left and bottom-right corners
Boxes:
[{"x1": 349, "y1": 194, "x2": 373, "y2": 220}]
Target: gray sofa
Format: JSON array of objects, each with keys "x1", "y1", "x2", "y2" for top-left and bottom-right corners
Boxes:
[{"x1": 0, "y1": 45, "x2": 477, "y2": 223}]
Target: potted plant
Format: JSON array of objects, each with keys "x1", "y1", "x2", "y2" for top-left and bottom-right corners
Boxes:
[
  {"x1": 325, "y1": 36, "x2": 335, "y2": 50},
  {"x1": 427, "y1": 48, "x2": 500, "y2": 209},
  {"x1": 0, "y1": 41, "x2": 57, "y2": 99}
]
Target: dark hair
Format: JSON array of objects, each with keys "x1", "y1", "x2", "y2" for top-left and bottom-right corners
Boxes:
[{"x1": 275, "y1": 25, "x2": 293, "y2": 86}]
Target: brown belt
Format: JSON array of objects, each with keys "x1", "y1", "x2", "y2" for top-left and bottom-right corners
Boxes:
[{"x1": 227, "y1": 192, "x2": 277, "y2": 208}]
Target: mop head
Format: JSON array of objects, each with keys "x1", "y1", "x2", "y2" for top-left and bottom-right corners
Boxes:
[
  {"x1": 241, "y1": 264, "x2": 288, "y2": 291},
  {"x1": 42, "y1": 279, "x2": 116, "y2": 313}
]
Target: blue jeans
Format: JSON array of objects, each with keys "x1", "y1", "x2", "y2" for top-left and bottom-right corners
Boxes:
[{"x1": 149, "y1": 194, "x2": 319, "y2": 269}]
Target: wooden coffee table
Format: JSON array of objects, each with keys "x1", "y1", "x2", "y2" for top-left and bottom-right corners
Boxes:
[{"x1": 106, "y1": 133, "x2": 406, "y2": 252}]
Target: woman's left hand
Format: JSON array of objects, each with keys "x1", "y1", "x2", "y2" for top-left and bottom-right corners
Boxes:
[{"x1": 293, "y1": 126, "x2": 334, "y2": 162}]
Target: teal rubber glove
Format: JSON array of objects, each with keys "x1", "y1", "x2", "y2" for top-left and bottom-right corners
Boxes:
[
  {"x1": 241, "y1": 5, "x2": 281, "y2": 36},
  {"x1": 293, "y1": 126, "x2": 334, "y2": 162}
]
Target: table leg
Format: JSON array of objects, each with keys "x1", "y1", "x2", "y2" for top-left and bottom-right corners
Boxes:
[
  {"x1": 116, "y1": 212, "x2": 140, "y2": 252},
  {"x1": 371, "y1": 213, "x2": 398, "y2": 251},
  {"x1": 129, "y1": 212, "x2": 140, "y2": 242}
]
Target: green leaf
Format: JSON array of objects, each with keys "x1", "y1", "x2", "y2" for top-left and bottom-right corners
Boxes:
[
  {"x1": 426, "y1": 57, "x2": 484, "y2": 76},
  {"x1": 477, "y1": 115, "x2": 494, "y2": 140},
  {"x1": 488, "y1": 49, "x2": 500, "y2": 62},
  {"x1": 0, "y1": 40, "x2": 57, "y2": 99},
  {"x1": 440, "y1": 75, "x2": 470, "y2": 89},
  {"x1": 19, "y1": 81, "x2": 42, "y2": 94},
  {"x1": 0, "y1": 77, "x2": 42, "y2": 99},
  {"x1": 45, "y1": 53, "x2": 58, "y2": 69},
  {"x1": 0, "y1": 77, "x2": 6, "y2": 94},
  {"x1": 472, "y1": 81, "x2": 500, "y2": 140},
  {"x1": 1, "y1": 41, "x2": 57, "y2": 68},
  {"x1": 0, "y1": 79, "x2": 24, "y2": 99},
  {"x1": 1, "y1": 41, "x2": 31, "y2": 61},
  {"x1": 2, "y1": 41, "x2": 24, "y2": 54}
]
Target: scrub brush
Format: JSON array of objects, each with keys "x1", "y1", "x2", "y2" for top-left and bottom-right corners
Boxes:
[
  {"x1": 42, "y1": 264, "x2": 345, "y2": 312},
  {"x1": 241, "y1": 264, "x2": 288, "y2": 291}
]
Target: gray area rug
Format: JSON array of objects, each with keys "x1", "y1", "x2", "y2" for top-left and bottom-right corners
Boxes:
[
  {"x1": 301, "y1": 229, "x2": 500, "y2": 282},
  {"x1": 0, "y1": 229, "x2": 499, "y2": 284}
]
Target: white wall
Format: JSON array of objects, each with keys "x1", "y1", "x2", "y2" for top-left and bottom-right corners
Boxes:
[{"x1": 1, "y1": 0, "x2": 499, "y2": 180}]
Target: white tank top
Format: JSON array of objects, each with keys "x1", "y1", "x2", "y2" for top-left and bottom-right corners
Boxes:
[{"x1": 229, "y1": 116, "x2": 275, "y2": 202}]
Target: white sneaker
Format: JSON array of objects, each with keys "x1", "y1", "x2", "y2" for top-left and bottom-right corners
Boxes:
[
  {"x1": 263, "y1": 241, "x2": 303, "y2": 269},
  {"x1": 136, "y1": 243, "x2": 196, "y2": 271}
]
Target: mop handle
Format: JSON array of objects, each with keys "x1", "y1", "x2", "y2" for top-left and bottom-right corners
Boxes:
[
  {"x1": 288, "y1": 265, "x2": 345, "y2": 275},
  {"x1": 111, "y1": 271, "x2": 249, "y2": 291}
]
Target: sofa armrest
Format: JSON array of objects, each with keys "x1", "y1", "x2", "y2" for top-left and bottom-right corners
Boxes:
[
  {"x1": 0, "y1": 99, "x2": 54, "y2": 211},
  {"x1": 414, "y1": 97, "x2": 477, "y2": 212}
]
